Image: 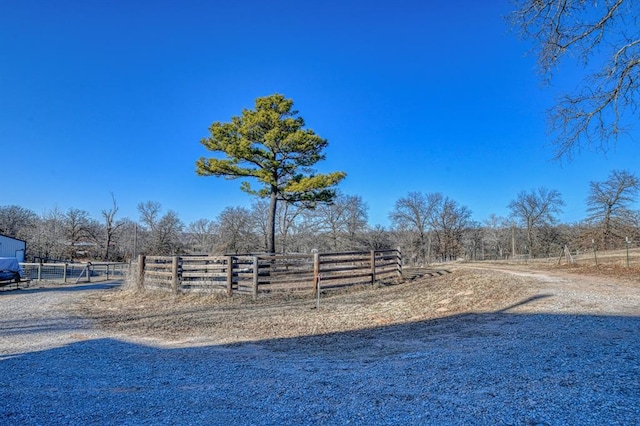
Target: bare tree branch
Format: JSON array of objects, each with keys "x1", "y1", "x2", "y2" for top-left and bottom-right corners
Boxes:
[{"x1": 510, "y1": 0, "x2": 639, "y2": 158}]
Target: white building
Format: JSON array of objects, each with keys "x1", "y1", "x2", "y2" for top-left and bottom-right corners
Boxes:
[{"x1": 0, "y1": 234, "x2": 26, "y2": 262}]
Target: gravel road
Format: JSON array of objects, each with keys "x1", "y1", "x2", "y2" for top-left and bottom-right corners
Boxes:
[{"x1": 1, "y1": 270, "x2": 639, "y2": 425}]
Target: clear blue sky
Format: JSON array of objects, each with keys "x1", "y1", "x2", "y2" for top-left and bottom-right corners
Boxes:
[{"x1": 2, "y1": 0, "x2": 639, "y2": 227}]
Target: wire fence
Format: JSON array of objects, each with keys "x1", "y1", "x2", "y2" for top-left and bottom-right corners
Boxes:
[{"x1": 20, "y1": 262, "x2": 129, "y2": 284}]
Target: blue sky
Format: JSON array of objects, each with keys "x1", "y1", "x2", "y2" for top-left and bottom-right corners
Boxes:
[{"x1": 2, "y1": 0, "x2": 639, "y2": 227}]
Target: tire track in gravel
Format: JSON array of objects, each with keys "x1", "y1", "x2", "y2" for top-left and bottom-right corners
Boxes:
[{"x1": 0, "y1": 282, "x2": 120, "y2": 357}]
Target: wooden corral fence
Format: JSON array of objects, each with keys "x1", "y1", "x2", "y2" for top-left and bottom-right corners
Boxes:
[{"x1": 136, "y1": 249, "x2": 402, "y2": 299}]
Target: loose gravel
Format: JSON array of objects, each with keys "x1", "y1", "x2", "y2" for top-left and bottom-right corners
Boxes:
[{"x1": 0, "y1": 269, "x2": 639, "y2": 425}]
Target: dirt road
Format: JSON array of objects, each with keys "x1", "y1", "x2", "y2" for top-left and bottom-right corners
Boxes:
[{"x1": 461, "y1": 263, "x2": 640, "y2": 316}]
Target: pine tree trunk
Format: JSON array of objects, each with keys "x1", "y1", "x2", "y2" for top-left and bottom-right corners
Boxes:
[{"x1": 267, "y1": 191, "x2": 277, "y2": 254}]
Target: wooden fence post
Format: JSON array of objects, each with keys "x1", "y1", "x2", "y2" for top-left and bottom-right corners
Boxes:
[
  {"x1": 171, "y1": 256, "x2": 180, "y2": 294},
  {"x1": 370, "y1": 250, "x2": 376, "y2": 286},
  {"x1": 626, "y1": 237, "x2": 630, "y2": 267},
  {"x1": 396, "y1": 247, "x2": 403, "y2": 280},
  {"x1": 137, "y1": 254, "x2": 146, "y2": 291},
  {"x1": 252, "y1": 256, "x2": 259, "y2": 300},
  {"x1": 226, "y1": 255, "x2": 233, "y2": 297},
  {"x1": 313, "y1": 251, "x2": 320, "y2": 297},
  {"x1": 63, "y1": 263, "x2": 68, "y2": 283}
]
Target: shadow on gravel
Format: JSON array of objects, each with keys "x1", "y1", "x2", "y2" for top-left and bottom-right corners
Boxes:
[
  {"x1": 0, "y1": 281, "x2": 123, "y2": 295},
  {"x1": 1, "y1": 307, "x2": 638, "y2": 425},
  {"x1": 494, "y1": 294, "x2": 554, "y2": 312}
]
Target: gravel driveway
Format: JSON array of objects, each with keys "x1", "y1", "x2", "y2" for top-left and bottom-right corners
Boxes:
[{"x1": 1, "y1": 270, "x2": 639, "y2": 425}]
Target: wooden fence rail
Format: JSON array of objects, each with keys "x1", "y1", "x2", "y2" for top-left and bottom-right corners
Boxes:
[{"x1": 136, "y1": 249, "x2": 402, "y2": 299}]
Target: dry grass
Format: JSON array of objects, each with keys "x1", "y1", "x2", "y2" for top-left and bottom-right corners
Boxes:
[
  {"x1": 545, "y1": 263, "x2": 640, "y2": 282},
  {"x1": 76, "y1": 267, "x2": 541, "y2": 344}
]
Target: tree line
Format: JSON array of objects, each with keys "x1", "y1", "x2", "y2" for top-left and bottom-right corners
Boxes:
[
  {"x1": 392, "y1": 170, "x2": 639, "y2": 264},
  {"x1": 1, "y1": 170, "x2": 637, "y2": 264}
]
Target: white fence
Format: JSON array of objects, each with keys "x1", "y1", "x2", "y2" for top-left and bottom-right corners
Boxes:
[{"x1": 20, "y1": 262, "x2": 129, "y2": 284}]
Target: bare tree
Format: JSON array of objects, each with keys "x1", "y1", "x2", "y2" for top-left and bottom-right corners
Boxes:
[
  {"x1": 627, "y1": 210, "x2": 640, "y2": 244},
  {"x1": 290, "y1": 207, "x2": 325, "y2": 253},
  {"x1": 29, "y1": 208, "x2": 67, "y2": 261},
  {"x1": 187, "y1": 219, "x2": 219, "y2": 254},
  {"x1": 101, "y1": 193, "x2": 124, "y2": 260},
  {"x1": 361, "y1": 224, "x2": 393, "y2": 251},
  {"x1": 510, "y1": 0, "x2": 640, "y2": 158},
  {"x1": 463, "y1": 222, "x2": 484, "y2": 261},
  {"x1": 342, "y1": 195, "x2": 369, "y2": 249},
  {"x1": 250, "y1": 200, "x2": 270, "y2": 252},
  {"x1": 0, "y1": 205, "x2": 37, "y2": 239},
  {"x1": 310, "y1": 194, "x2": 369, "y2": 251},
  {"x1": 155, "y1": 211, "x2": 185, "y2": 255},
  {"x1": 586, "y1": 169, "x2": 640, "y2": 248},
  {"x1": 536, "y1": 223, "x2": 564, "y2": 258},
  {"x1": 136, "y1": 202, "x2": 184, "y2": 255},
  {"x1": 114, "y1": 219, "x2": 138, "y2": 261},
  {"x1": 215, "y1": 206, "x2": 258, "y2": 254},
  {"x1": 250, "y1": 200, "x2": 305, "y2": 253},
  {"x1": 276, "y1": 202, "x2": 305, "y2": 254},
  {"x1": 64, "y1": 208, "x2": 92, "y2": 259},
  {"x1": 508, "y1": 187, "x2": 565, "y2": 257},
  {"x1": 137, "y1": 201, "x2": 162, "y2": 230},
  {"x1": 483, "y1": 214, "x2": 512, "y2": 260},
  {"x1": 389, "y1": 192, "x2": 440, "y2": 264},
  {"x1": 430, "y1": 197, "x2": 472, "y2": 262}
]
